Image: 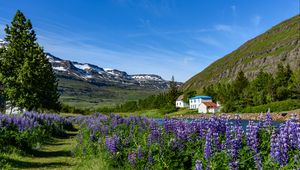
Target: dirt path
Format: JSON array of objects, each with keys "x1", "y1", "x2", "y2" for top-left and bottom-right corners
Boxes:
[{"x1": 1, "y1": 131, "x2": 79, "y2": 170}]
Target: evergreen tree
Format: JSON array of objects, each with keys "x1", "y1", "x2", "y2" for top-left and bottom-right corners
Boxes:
[
  {"x1": 275, "y1": 63, "x2": 292, "y2": 100},
  {"x1": 233, "y1": 71, "x2": 249, "y2": 94},
  {"x1": 289, "y1": 68, "x2": 300, "y2": 99},
  {"x1": 0, "y1": 10, "x2": 60, "y2": 111},
  {"x1": 275, "y1": 63, "x2": 292, "y2": 87},
  {"x1": 251, "y1": 70, "x2": 274, "y2": 105},
  {"x1": 183, "y1": 90, "x2": 196, "y2": 103},
  {"x1": 167, "y1": 76, "x2": 179, "y2": 106}
]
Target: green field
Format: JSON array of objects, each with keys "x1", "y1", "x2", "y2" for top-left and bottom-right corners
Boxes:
[{"x1": 58, "y1": 78, "x2": 162, "y2": 109}]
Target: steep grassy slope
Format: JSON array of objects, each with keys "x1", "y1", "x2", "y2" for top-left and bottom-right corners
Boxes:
[
  {"x1": 58, "y1": 77, "x2": 162, "y2": 109},
  {"x1": 182, "y1": 15, "x2": 300, "y2": 91}
]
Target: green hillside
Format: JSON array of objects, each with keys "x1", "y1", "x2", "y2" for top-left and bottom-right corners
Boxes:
[
  {"x1": 58, "y1": 77, "x2": 162, "y2": 109},
  {"x1": 182, "y1": 15, "x2": 300, "y2": 91}
]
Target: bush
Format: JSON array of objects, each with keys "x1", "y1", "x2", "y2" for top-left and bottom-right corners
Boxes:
[{"x1": 239, "y1": 99, "x2": 300, "y2": 113}]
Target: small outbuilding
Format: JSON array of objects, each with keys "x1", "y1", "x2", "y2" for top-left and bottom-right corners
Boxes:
[
  {"x1": 4, "y1": 101, "x2": 25, "y2": 114},
  {"x1": 176, "y1": 95, "x2": 188, "y2": 108},
  {"x1": 198, "y1": 102, "x2": 220, "y2": 113}
]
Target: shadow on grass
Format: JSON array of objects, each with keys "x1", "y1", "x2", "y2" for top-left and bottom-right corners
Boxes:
[
  {"x1": 0, "y1": 156, "x2": 71, "y2": 169},
  {"x1": 29, "y1": 149, "x2": 71, "y2": 158}
]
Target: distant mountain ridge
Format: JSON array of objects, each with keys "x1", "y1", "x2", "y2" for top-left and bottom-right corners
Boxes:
[
  {"x1": 0, "y1": 39, "x2": 181, "y2": 108},
  {"x1": 46, "y1": 53, "x2": 175, "y2": 90},
  {"x1": 182, "y1": 15, "x2": 300, "y2": 91}
]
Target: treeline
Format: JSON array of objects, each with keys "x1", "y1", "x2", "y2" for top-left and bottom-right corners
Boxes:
[
  {"x1": 203, "y1": 64, "x2": 300, "y2": 112},
  {"x1": 96, "y1": 76, "x2": 181, "y2": 114}
]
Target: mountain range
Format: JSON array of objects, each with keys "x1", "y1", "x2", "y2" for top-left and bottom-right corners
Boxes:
[
  {"x1": 47, "y1": 53, "x2": 173, "y2": 90},
  {"x1": 182, "y1": 15, "x2": 300, "y2": 91},
  {"x1": 46, "y1": 53, "x2": 179, "y2": 108},
  {"x1": 0, "y1": 39, "x2": 177, "y2": 108}
]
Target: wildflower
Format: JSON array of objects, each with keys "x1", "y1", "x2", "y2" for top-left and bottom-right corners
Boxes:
[
  {"x1": 195, "y1": 160, "x2": 203, "y2": 170},
  {"x1": 105, "y1": 135, "x2": 119, "y2": 154}
]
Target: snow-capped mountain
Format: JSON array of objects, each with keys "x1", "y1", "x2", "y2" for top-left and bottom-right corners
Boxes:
[
  {"x1": 0, "y1": 39, "x2": 177, "y2": 89},
  {"x1": 47, "y1": 53, "x2": 177, "y2": 89}
]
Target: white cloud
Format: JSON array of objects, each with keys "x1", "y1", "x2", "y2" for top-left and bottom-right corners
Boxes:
[
  {"x1": 196, "y1": 36, "x2": 224, "y2": 49},
  {"x1": 214, "y1": 24, "x2": 233, "y2": 32},
  {"x1": 183, "y1": 57, "x2": 194, "y2": 65}
]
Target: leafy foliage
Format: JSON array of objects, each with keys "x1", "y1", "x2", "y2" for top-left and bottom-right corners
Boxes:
[
  {"x1": 203, "y1": 64, "x2": 300, "y2": 112},
  {"x1": 0, "y1": 10, "x2": 60, "y2": 111}
]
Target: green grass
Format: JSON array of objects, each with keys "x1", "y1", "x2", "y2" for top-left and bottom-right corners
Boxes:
[
  {"x1": 117, "y1": 109, "x2": 165, "y2": 118},
  {"x1": 116, "y1": 108, "x2": 200, "y2": 118},
  {"x1": 182, "y1": 14, "x2": 300, "y2": 91},
  {"x1": 240, "y1": 99, "x2": 300, "y2": 113},
  {"x1": 0, "y1": 131, "x2": 78, "y2": 170},
  {"x1": 58, "y1": 78, "x2": 162, "y2": 109},
  {"x1": 0, "y1": 127, "x2": 112, "y2": 170}
]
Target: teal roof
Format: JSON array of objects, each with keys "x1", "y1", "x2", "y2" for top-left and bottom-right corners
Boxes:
[{"x1": 189, "y1": 96, "x2": 212, "y2": 100}]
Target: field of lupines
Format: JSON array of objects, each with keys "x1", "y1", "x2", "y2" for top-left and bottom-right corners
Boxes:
[
  {"x1": 0, "y1": 112, "x2": 72, "y2": 153},
  {"x1": 73, "y1": 112, "x2": 300, "y2": 170},
  {"x1": 1, "y1": 111, "x2": 299, "y2": 169}
]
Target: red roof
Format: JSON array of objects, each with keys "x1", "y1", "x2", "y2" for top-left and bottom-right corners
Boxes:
[{"x1": 202, "y1": 102, "x2": 218, "y2": 108}]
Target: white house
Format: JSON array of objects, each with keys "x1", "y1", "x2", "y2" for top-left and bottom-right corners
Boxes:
[
  {"x1": 176, "y1": 95, "x2": 188, "y2": 108},
  {"x1": 198, "y1": 102, "x2": 221, "y2": 113},
  {"x1": 189, "y1": 96, "x2": 212, "y2": 109},
  {"x1": 4, "y1": 101, "x2": 25, "y2": 114}
]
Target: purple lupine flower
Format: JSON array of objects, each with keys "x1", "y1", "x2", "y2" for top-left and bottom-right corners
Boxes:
[
  {"x1": 195, "y1": 160, "x2": 203, "y2": 170},
  {"x1": 234, "y1": 114, "x2": 241, "y2": 127},
  {"x1": 204, "y1": 129, "x2": 213, "y2": 160},
  {"x1": 246, "y1": 121, "x2": 262, "y2": 169},
  {"x1": 270, "y1": 130, "x2": 280, "y2": 163},
  {"x1": 225, "y1": 121, "x2": 243, "y2": 170},
  {"x1": 287, "y1": 114, "x2": 299, "y2": 149},
  {"x1": 148, "y1": 151, "x2": 153, "y2": 164},
  {"x1": 147, "y1": 120, "x2": 161, "y2": 145},
  {"x1": 264, "y1": 109, "x2": 272, "y2": 128},
  {"x1": 137, "y1": 145, "x2": 143, "y2": 159},
  {"x1": 270, "y1": 122, "x2": 290, "y2": 166},
  {"x1": 128, "y1": 152, "x2": 137, "y2": 165},
  {"x1": 105, "y1": 135, "x2": 119, "y2": 154}
]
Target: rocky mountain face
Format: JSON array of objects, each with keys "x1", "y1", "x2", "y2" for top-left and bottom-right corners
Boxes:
[
  {"x1": 47, "y1": 53, "x2": 173, "y2": 90},
  {"x1": 182, "y1": 15, "x2": 300, "y2": 91}
]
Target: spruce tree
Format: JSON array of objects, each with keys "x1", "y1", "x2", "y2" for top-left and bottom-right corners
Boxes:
[
  {"x1": 168, "y1": 76, "x2": 179, "y2": 106},
  {"x1": 0, "y1": 10, "x2": 60, "y2": 111},
  {"x1": 233, "y1": 71, "x2": 249, "y2": 94}
]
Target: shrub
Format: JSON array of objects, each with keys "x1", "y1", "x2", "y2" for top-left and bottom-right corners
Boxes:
[{"x1": 240, "y1": 99, "x2": 300, "y2": 113}]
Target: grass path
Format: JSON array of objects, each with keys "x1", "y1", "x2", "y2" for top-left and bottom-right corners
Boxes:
[{"x1": 1, "y1": 130, "x2": 80, "y2": 170}]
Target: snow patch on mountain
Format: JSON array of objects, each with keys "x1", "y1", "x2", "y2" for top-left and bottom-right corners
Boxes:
[
  {"x1": 46, "y1": 53, "x2": 181, "y2": 89},
  {"x1": 53, "y1": 66, "x2": 67, "y2": 71},
  {"x1": 131, "y1": 74, "x2": 164, "y2": 81},
  {"x1": 74, "y1": 63, "x2": 91, "y2": 70}
]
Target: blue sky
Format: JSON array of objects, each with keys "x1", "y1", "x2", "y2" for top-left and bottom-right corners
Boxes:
[{"x1": 0, "y1": 0, "x2": 299, "y2": 82}]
